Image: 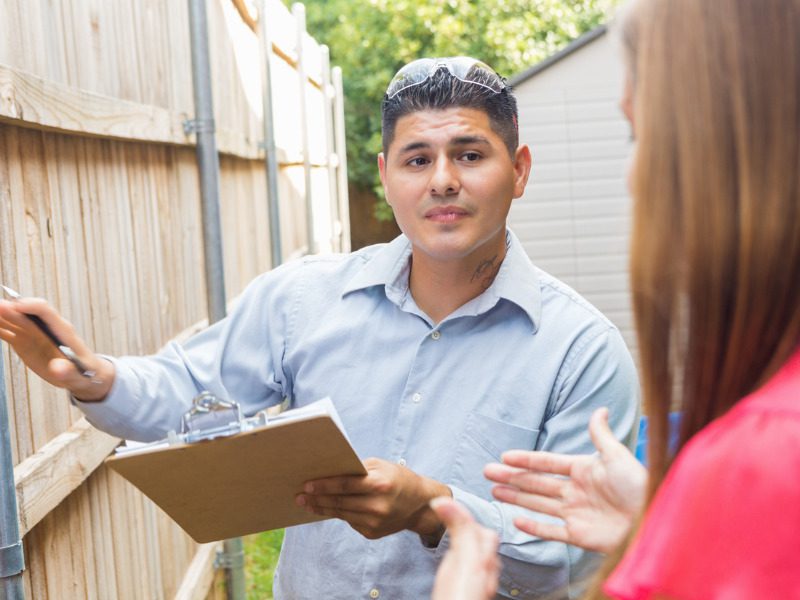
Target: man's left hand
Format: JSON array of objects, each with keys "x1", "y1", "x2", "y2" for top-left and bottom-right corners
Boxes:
[{"x1": 296, "y1": 457, "x2": 452, "y2": 540}]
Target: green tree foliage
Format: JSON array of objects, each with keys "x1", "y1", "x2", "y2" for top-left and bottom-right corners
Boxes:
[{"x1": 288, "y1": 0, "x2": 622, "y2": 219}]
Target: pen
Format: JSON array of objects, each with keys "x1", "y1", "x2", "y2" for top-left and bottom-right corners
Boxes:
[{"x1": 1, "y1": 284, "x2": 97, "y2": 379}]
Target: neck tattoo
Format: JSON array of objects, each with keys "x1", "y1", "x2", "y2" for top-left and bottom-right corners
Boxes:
[{"x1": 470, "y1": 254, "x2": 501, "y2": 290}]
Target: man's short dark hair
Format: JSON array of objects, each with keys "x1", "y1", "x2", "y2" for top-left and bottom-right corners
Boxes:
[{"x1": 381, "y1": 66, "x2": 519, "y2": 158}]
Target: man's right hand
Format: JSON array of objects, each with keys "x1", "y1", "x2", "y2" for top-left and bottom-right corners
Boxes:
[
  {"x1": 0, "y1": 296, "x2": 114, "y2": 401},
  {"x1": 484, "y1": 407, "x2": 647, "y2": 554}
]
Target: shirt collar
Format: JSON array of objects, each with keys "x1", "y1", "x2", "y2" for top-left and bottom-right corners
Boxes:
[
  {"x1": 342, "y1": 234, "x2": 413, "y2": 296},
  {"x1": 490, "y1": 229, "x2": 542, "y2": 332},
  {"x1": 342, "y1": 230, "x2": 542, "y2": 331}
]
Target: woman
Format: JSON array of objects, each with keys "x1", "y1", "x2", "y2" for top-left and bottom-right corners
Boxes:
[{"x1": 432, "y1": 0, "x2": 800, "y2": 597}]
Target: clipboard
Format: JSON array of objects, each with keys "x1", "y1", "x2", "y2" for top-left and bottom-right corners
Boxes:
[{"x1": 105, "y1": 393, "x2": 366, "y2": 543}]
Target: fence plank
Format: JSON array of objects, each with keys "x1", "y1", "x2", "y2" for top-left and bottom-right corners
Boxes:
[
  {"x1": 14, "y1": 418, "x2": 119, "y2": 536},
  {"x1": 0, "y1": 64, "x2": 266, "y2": 159},
  {"x1": 175, "y1": 543, "x2": 221, "y2": 600},
  {"x1": 0, "y1": 64, "x2": 182, "y2": 143}
]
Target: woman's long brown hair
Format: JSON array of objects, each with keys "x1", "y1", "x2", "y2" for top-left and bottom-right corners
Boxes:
[{"x1": 588, "y1": 0, "x2": 800, "y2": 596}]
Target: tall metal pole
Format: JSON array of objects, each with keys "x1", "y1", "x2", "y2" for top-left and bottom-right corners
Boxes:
[
  {"x1": 0, "y1": 354, "x2": 25, "y2": 600},
  {"x1": 292, "y1": 3, "x2": 315, "y2": 254},
  {"x1": 186, "y1": 1, "x2": 243, "y2": 599},
  {"x1": 258, "y1": 0, "x2": 283, "y2": 268},
  {"x1": 187, "y1": 0, "x2": 227, "y2": 324}
]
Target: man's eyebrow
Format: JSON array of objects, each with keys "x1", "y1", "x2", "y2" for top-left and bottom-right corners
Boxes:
[
  {"x1": 451, "y1": 135, "x2": 491, "y2": 146},
  {"x1": 398, "y1": 141, "x2": 430, "y2": 155},
  {"x1": 397, "y1": 136, "x2": 491, "y2": 155}
]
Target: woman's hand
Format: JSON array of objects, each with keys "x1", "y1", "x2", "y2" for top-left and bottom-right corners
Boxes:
[
  {"x1": 431, "y1": 497, "x2": 499, "y2": 600},
  {"x1": 485, "y1": 408, "x2": 646, "y2": 554}
]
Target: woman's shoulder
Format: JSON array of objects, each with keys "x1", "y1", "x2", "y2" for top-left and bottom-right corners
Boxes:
[
  {"x1": 682, "y1": 349, "x2": 800, "y2": 474},
  {"x1": 666, "y1": 349, "x2": 800, "y2": 509}
]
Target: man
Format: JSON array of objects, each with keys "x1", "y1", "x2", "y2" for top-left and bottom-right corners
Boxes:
[{"x1": 0, "y1": 57, "x2": 638, "y2": 599}]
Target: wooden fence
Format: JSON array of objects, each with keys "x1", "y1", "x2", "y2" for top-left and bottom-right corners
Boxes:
[{"x1": 0, "y1": 0, "x2": 349, "y2": 597}]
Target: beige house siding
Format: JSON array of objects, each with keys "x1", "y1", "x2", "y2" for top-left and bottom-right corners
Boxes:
[{"x1": 509, "y1": 30, "x2": 638, "y2": 358}]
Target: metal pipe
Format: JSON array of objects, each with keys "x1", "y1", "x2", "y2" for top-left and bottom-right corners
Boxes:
[
  {"x1": 0, "y1": 353, "x2": 25, "y2": 599},
  {"x1": 258, "y1": 0, "x2": 283, "y2": 267},
  {"x1": 332, "y1": 66, "x2": 351, "y2": 252},
  {"x1": 187, "y1": 0, "x2": 227, "y2": 325},
  {"x1": 292, "y1": 3, "x2": 315, "y2": 254},
  {"x1": 186, "y1": 1, "x2": 243, "y2": 599}
]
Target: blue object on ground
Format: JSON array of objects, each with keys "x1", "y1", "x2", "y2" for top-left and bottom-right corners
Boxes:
[{"x1": 635, "y1": 412, "x2": 682, "y2": 465}]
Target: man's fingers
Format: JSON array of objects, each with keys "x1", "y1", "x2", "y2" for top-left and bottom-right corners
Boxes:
[
  {"x1": 0, "y1": 325, "x2": 16, "y2": 342},
  {"x1": 304, "y1": 474, "x2": 366, "y2": 495},
  {"x1": 298, "y1": 492, "x2": 381, "y2": 514},
  {"x1": 300, "y1": 503, "x2": 363, "y2": 523},
  {"x1": 0, "y1": 297, "x2": 90, "y2": 353},
  {"x1": 0, "y1": 302, "x2": 37, "y2": 332},
  {"x1": 512, "y1": 516, "x2": 570, "y2": 544},
  {"x1": 500, "y1": 450, "x2": 576, "y2": 476},
  {"x1": 491, "y1": 485, "x2": 564, "y2": 517}
]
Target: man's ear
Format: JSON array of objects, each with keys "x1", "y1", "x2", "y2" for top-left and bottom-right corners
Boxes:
[
  {"x1": 377, "y1": 152, "x2": 390, "y2": 205},
  {"x1": 512, "y1": 145, "x2": 532, "y2": 199}
]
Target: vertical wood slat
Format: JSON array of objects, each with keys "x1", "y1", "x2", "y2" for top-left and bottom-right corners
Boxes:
[{"x1": 4, "y1": 127, "x2": 38, "y2": 459}]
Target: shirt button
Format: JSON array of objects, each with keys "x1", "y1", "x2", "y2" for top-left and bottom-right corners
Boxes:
[
  {"x1": 397, "y1": 458, "x2": 407, "y2": 466},
  {"x1": 369, "y1": 589, "x2": 380, "y2": 599},
  {"x1": 412, "y1": 392, "x2": 422, "y2": 403},
  {"x1": 510, "y1": 589, "x2": 520, "y2": 597},
  {"x1": 431, "y1": 330, "x2": 441, "y2": 340}
]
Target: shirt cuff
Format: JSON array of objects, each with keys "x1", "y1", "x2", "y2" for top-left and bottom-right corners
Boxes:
[{"x1": 70, "y1": 356, "x2": 158, "y2": 442}]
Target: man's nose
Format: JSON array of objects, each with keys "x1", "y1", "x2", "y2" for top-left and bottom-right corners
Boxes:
[{"x1": 429, "y1": 158, "x2": 461, "y2": 196}]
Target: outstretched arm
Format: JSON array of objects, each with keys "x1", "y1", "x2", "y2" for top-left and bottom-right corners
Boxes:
[{"x1": 485, "y1": 408, "x2": 647, "y2": 554}]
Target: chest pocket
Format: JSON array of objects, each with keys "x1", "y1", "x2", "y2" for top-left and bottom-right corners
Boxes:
[{"x1": 450, "y1": 411, "x2": 540, "y2": 499}]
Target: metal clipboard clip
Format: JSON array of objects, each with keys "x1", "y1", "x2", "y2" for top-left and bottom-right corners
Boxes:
[
  {"x1": 115, "y1": 392, "x2": 271, "y2": 455},
  {"x1": 180, "y1": 391, "x2": 243, "y2": 443},
  {"x1": 178, "y1": 391, "x2": 270, "y2": 444}
]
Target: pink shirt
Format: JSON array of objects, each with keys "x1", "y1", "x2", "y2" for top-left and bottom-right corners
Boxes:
[{"x1": 605, "y1": 348, "x2": 800, "y2": 600}]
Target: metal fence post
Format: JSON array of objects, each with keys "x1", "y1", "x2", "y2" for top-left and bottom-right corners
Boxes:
[
  {"x1": 0, "y1": 352, "x2": 25, "y2": 600},
  {"x1": 186, "y1": 1, "x2": 244, "y2": 599},
  {"x1": 186, "y1": 0, "x2": 227, "y2": 325}
]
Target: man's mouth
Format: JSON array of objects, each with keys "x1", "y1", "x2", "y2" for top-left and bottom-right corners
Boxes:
[{"x1": 425, "y1": 205, "x2": 469, "y2": 223}]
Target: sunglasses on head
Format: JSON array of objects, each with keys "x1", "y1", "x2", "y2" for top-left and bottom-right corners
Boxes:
[{"x1": 385, "y1": 57, "x2": 506, "y2": 99}]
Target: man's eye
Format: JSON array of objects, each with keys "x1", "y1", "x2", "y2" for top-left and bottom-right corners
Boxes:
[
  {"x1": 407, "y1": 157, "x2": 428, "y2": 166},
  {"x1": 461, "y1": 152, "x2": 481, "y2": 162}
]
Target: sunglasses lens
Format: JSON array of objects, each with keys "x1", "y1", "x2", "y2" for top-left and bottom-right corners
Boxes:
[
  {"x1": 446, "y1": 57, "x2": 504, "y2": 93},
  {"x1": 386, "y1": 58, "x2": 437, "y2": 98},
  {"x1": 386, "y1": 57, "x2": 504, "y2": 98}
]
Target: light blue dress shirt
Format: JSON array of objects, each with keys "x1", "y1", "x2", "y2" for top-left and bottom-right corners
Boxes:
[{"x1": 77, "y1": 231, "x2": 639, "y2": 600}]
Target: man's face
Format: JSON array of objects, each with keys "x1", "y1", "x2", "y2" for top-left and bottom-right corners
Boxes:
[{"x1": 378, "y1": 107, "x2": 531, "y2": 265}]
